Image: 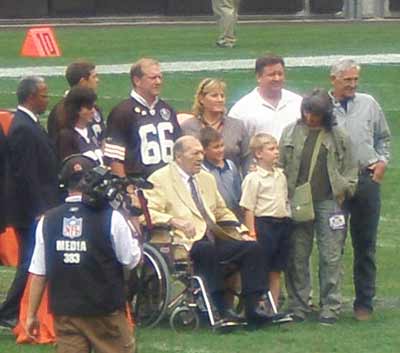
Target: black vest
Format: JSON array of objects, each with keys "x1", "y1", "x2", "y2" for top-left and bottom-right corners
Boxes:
[{"x1": 43, "y1": 202, "x2": 125, "y2": 316}]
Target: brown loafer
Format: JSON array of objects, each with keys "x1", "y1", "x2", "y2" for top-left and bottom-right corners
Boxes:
[{"x1": 354, "y1": 307, "x2": 372, "y2": 321}]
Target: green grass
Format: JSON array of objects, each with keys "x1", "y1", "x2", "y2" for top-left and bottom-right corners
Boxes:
[
  {"x1": 0, "y1": 22, "x2": 400, "y2": 67},
  {"x1": 138, "y1": 310, "x2": 400, "y2": 353},
  {"x1": 1, "y1": 309, "x2": 399, "y2": 353},
  {"x1": 0, "y1": 21, "x2": 399, "y2": 352}
]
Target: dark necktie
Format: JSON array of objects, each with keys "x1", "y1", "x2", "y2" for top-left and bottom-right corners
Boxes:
[{"x1": 188, "y1": 176, "x2": 215, "y2": 243}]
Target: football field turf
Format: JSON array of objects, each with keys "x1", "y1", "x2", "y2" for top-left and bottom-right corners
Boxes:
[{"x1": 0, "y1": 21, "x2": 399, "y2": 353}]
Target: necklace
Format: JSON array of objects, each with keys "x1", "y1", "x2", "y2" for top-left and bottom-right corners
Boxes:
[{"x1": 202, "y1": 116, "x2": 223, "y2": 131}]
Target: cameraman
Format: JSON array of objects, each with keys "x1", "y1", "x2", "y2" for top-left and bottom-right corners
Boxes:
[{"x1": 26, "y1": 155, "x2": 141, "y2": 353}]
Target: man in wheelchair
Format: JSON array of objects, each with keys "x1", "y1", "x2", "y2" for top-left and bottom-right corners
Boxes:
[{"x1": 145, "y1": 136, "x2": 281, "y2": 326}]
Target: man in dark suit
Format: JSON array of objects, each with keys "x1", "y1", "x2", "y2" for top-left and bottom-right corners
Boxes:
[{"x1": 0, "y1": 76, "x2": 60, "y2": 328}]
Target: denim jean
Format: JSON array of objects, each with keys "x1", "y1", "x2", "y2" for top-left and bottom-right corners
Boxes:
[{"x1": 346, "y1": 172, "x2": 380, "y2": 312}]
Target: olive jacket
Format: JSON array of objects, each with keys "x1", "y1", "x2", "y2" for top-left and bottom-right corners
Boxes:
[{"x1": 279, "y1": 120, "x2": 358, "y2": 205}]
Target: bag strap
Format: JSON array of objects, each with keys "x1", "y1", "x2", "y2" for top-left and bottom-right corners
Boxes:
[{"x1": 307, "y1": 130, "x2": 324, "y2": 182}]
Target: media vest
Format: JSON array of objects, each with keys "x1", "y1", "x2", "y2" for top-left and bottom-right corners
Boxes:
[{"x1": 43, "y1": 202, "x2": 125, "y2": 316}]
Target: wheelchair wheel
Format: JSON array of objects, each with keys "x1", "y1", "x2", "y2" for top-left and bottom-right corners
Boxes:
[
  {"x1": 169, "y1": 306, "x2": 200, "y2": 332},
  {"x1": 133, "y1": 243, "x2": 171, "y2": 328}
]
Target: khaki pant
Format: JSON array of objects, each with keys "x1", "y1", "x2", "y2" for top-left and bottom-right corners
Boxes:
[
  {"x1": 54, "y1": 310, "x2": 135, "y2": 353},
  {"x1": 286, "y1": 200, "x2": 346, "y2": 319},
  {"x1": 211, "y1": 0, "x2": 240, "y2": 43}
]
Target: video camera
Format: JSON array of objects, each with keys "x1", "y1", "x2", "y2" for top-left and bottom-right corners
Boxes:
[{"x1": 80, "y1": 165, "x2": 153, "y2": 216}]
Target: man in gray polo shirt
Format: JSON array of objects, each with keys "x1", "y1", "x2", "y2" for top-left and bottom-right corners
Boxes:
[{"x1": 329, "y1": 58, "x2": 391, "y2": 321}]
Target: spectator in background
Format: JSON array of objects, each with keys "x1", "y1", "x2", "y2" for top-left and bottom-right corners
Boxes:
[
  {"x1": 47, "y1": 60, "x2": 105, "y2": 145},
  {"x1": 212, "y1": 0, "x2": 240, "y2": 48},
  {"x1": 0, "y1": 77, "x2": 60, "y2": 329},
  {"x1": 182, "y1": 78, "x2": 250, "y2": 175},
  {"x1": 329, "y1": 58, "x2": 391, "y2": 321},
  {"x1": 200, "y1": 127, "x2": 242, "y2": 221},
  {"x1": 229, "y1": 54, "x2": 302, "y2": 141},
  {"x1": 105, "y1": 57, "x2": 181, "y2": 179},
  {"x1": 280, "y1": 88, "x2": 357, "y2": 325},
  {"x1": 56, "y1": 86, "x2": 103, "y2": 164}
]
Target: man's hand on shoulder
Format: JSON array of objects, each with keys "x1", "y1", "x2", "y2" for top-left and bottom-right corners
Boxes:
[{"x1": 169, "y1": 218, "x2": 196, "y2": 238}]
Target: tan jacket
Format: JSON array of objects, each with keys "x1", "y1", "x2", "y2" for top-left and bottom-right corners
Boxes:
[{"x1": 145, "y1": 162, "x2": 245, "y2": 247}]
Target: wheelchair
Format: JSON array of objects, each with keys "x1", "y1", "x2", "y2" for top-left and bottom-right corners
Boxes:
[
  {"x1": 131, "y1": 225, "x2": 245, "y2": 332},
  {"x1": 130, "y1": 223, "x2": 292, "y2": 331}
]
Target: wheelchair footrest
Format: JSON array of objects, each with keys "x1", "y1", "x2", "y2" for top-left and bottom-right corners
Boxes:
[{"x1": 271, "y1": 313, "x2": 294, "y2": 324}]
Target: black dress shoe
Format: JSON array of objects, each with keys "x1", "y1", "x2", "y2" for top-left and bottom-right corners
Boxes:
[
  {"x1": 0, "y1": 317, "x2": 17, "y2": 328},
  {"x1": 246, "y1": 305, "x2": 274, "y2": 324},
  {"x1": 212, "y1": 318, "x2": 244, "y2": 333},
  {"x1": 222, "y1": 308, "x2": 245, "y2": 322},
  {"x1": 245, "y1": 294, "x2": 274, "y2": 325}
]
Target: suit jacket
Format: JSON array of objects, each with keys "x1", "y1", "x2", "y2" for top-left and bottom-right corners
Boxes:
[
  {"x1": 145, "y1": 162, "x2": 246, "y2": 247},
  {"x1": 6, "y1": 108, "x2": 60, "y2": 228}
]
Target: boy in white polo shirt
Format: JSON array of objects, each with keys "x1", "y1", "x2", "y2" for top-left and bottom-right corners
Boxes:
[{"x1": 240, "y1": 133, "x2": 291, "y2": 308}]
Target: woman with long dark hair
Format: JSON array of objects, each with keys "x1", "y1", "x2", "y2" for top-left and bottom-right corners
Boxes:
[{"x1": 56, "y1": 86, "x2": 103, "y2": 164}]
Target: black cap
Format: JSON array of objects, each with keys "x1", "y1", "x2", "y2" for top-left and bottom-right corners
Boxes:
[{"x1": 59, "y1": 154, "x2": 97, "y2": 188}]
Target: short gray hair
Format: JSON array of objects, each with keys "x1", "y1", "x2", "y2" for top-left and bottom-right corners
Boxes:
[
  {"x1": 330, "y1": 58, "x2": 360, "y2": 77},
  {"x1": 16, "y1": 76, "x2": 45, "y2": 104}
]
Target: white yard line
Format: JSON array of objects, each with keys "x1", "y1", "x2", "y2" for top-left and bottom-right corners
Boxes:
[{"x1": 1, "y1": 53, "x2": 400, "y2": 78}]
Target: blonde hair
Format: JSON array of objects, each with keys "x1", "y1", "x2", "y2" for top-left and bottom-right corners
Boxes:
[
  {"x1": 192, "y1": 78, "x2": 226, "y2": 117},
  {"x1": 249, "y1": 133, "x2": 277, "y2": 157}
]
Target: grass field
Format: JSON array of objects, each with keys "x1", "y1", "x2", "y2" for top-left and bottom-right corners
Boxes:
[{"x1": 0, "y1": 21, "x2": 399, "y2": 353}]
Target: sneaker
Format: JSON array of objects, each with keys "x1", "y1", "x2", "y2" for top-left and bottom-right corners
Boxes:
[
  {"x1": 354, "y1": 307, "x2": 372, "y2": 321},
  {"x1": 216, "y1": 40, "x2": 235, "y2": 48},
  {"x1": 319, "y1": 316, "x2": 338, "y2": 326}
]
